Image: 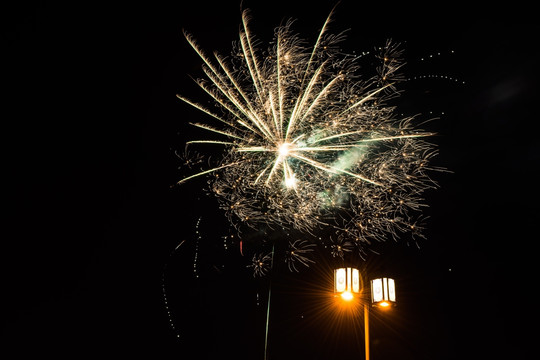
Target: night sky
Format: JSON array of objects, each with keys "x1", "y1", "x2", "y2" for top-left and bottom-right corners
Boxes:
[{"x1": 3, "y1": 1, "x2": 538, "y2": 359}]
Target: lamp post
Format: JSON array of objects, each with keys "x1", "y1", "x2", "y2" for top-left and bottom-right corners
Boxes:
[{"x1": 334, "y1": 268, "x2": 396, "y2": 360}]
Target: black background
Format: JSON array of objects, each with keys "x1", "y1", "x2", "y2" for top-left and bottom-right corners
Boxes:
[{"x1": 3, "y1": 1, "x2": 538, "y2": 359}]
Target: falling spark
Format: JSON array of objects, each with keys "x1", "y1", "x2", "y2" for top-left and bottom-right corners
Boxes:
[{"x1": 176, "y1": 9, "x2": 442, "y2": 252}]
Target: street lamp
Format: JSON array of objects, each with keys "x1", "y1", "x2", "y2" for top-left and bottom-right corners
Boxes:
[
  {"x1": 334, "y1": 267, "x2": 361, "y2": 301},
  {"x1": 334, "y1": 268, "x2": 396, "y2": 360},
  {"x1": 371, "y1": 277, "x2": 396, "y2": 308}
]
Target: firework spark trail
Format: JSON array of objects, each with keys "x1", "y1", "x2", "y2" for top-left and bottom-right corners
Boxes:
[{"x1": 176, "y1": 9, "x2": 441, "y2": 252}]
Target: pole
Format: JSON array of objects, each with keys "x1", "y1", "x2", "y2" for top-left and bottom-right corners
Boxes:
[
  {"x1": 364, "y1": 302, "x2": 370, "y2": 360},
  {"x1": 264, "y1": 280, "x2": 272, "y2": 360},
  {"x1": 264, "y1": 244, "x2": 275, "y2": 360}
]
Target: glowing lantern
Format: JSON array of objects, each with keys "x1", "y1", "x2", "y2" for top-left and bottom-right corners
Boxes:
[
  {"x1": 370, "y1": 277, "x2": 396, "y2": 307},
  {"x1": 334, "y1": 267, "x2": 361, "y2": 300}
]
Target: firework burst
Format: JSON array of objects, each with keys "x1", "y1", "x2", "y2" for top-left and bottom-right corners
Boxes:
[{"x1": 176, "y1": 9, "x2": 441, "y2": 251}]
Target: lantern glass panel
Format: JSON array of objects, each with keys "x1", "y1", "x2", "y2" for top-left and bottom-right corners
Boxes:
[
  {"x1": 388, "y1": 278, "x2": 396, "y2": 302},
  {"x1": 371, "y1": 278, "x2": 383, "y2": 302},
  {"x1": 352, "y1": 268, "x2": 360, "y2": 293},
  {"x1": 335, "y1": 268, "x2": 346, "y2": 293}
]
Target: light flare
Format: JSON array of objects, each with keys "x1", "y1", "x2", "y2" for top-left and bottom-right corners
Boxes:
[{"x1": 341, "y1": 291, "x2": 354, "y2": 301}]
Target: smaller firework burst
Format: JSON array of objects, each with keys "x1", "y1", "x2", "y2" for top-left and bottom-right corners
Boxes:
[
  {"x1": 248, "y1": 252, "x2": 273, "y2": 277},
  {"x1": 329, "y1": 236, "x2": 354, "y2": 259},
  {"x1": 284, "y1": 239, "x2": 316, "y2": 272}
]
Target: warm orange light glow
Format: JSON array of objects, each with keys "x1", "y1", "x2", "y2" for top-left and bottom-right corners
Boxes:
[
  {"x1": 341, "y1": 291, "x2": 354, "y2": 301},
  {"x1": 378, "y1": 301, "x2": 390, "y2": 307}
]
